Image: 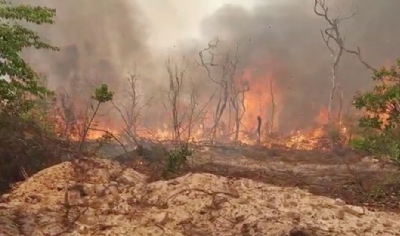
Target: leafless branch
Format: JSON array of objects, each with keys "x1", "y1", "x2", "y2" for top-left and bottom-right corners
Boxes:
[
  {"x1": 314, "y1": 0, "x2": 376, "y2": 72},
  {"x1": 314, "y1": 0, "x2": 361, "y2": 149},
  {"x1": 198, "y1": 39, "x2": 245, "y2": 143}
]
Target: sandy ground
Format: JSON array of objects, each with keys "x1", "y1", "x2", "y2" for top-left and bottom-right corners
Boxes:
[
  {"x1": 0, "y1": 157, "x2": 400, "y2": 235},
  {"x1": 180, "y1": 146, "x2": 400, "y2": 210}
]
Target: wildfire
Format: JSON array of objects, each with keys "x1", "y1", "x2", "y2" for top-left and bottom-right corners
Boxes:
[
  {"x1": 314, "y1": 108, "x2": 329, "y2": 125},
  {"x1": 50, "y1": 108, "x2": 347, "y2": 151},
  {"x1": 48, "y1": 56, "x2": 350, "y2": 151},
  {"x1": 239, "y1": 63, "x2": 285, "y2": 133}
]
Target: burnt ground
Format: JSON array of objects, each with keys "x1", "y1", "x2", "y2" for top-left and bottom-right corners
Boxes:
[{"x1": 127, "y1": 145, "x2": 400, "y2": 213}]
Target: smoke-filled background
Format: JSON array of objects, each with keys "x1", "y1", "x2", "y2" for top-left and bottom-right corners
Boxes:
[{"x1": 14, "y1": 0, "x2": 400, "y2": 134}]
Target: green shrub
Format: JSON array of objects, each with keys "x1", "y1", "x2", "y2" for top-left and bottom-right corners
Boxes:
[
  {"x1": 351, "y1": 58, "x2": 400, "y2": 165},
  {"x1": 163, "y1": 143, "x2": 192, "y2": 178}
]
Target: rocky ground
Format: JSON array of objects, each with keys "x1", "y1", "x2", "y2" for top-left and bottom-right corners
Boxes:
[
  {"x1": 134, "y1": 145, "x2": 400, "y2": 212},
  {"x1": 0, "y1": 145, "x2": 400, "y2": 235}
]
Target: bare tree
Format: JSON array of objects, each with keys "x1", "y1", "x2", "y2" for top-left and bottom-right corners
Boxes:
[
  {"x1": 164, "y1": 57, "x2": 214, "y2": 145},
  {"x1": 165, "y1": 58, "x2": 186, "y2": 144},
  {"x1": 124, "y1": 74, "x2": 140, "y2": 135},
  {"x1": 199, "y1": 39, "x2": 246, "y2": 143},
  {"x1": 314, "y1": 0, "x2": 355, "y2": 148},
  {"x1": 229, "y1": 45, "x2": 249, "y2": 141},
  {"x1": 269, "y1": 78, "x2": 276, "y2": 135},
  {"x1": 337, "y1": 83, "x2": 344, "y2": 123},
  {"x1": 230, "y1": 76, "x2": 249, "y2": 141},
  {"x1": 56, "y1": 81, "x2": 91, "y2": 142},
  {"x1": 314, "y1": 0, "x2": 376, "y2": 148},
  {"x1": 256, "y1": 116, "x2": 262, "y2": 144},
  {"x1": 112, "y1": 71, "x2": 153, "y2": 147}
]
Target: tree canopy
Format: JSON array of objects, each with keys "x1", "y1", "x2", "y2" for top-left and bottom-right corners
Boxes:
[
  {"x1": 0, "y1": 0, "x2": 58, "y2": 104},
  {"x1": 351, "y1": 59, "x2": 400, "y2": 164}
]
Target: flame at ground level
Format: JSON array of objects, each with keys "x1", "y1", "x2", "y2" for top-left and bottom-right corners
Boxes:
[
  {"x1": 48, "y1": 53, "x2": 351, "y2": 150},
  {"x1": 64, "y1": 110, "x2": 349, "y2": 151}
]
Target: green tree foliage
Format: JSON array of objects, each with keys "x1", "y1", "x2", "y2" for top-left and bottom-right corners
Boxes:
[
  {"x1": 93, "y1": 84, "x2": 114, "y2": 103},
  {"x1": 0, "y1": 1, "x2": 61, "y2": 192},
  {"x1": 78, "y1": 84, "x2": 114, "y2": 152},
  {"x1": 163, "y1": 143, "x2": 192, "y2": 178},
  {"x1": 0, "y1": 0, "x2": 58, "y2": 107},
  {"x1": 351, "y1": 59, "x2": 400, "y2": 165}
]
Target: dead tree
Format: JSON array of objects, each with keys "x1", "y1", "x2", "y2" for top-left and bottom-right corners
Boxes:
[
  {"x1": 123, "y1": 73, "x2": 153, "y2": 139},
  {"x1": 229, "y1": 45, "x2": 249, "y2": 141},
  {"x1": 124, "y1": 74, "x2": 140, "y2": 136},
  {"x1": 111, "y1": 70, "x2": 153, "y2": 147},
  {"x1": 59, "y1": 92, "x2": 77, "y2": 139},
  {"x1": 314, "y1": 0, "x2": 376, "y2": 149},
  {"x1": 183, "y1": 82, "x2": 220, "y2": 143},
  {"x1": 314, "y1": 0, "x2": 355, "y2": 148},
  {"x1": 269, "y1": 78, "x2": 276, "y2": 134},
  {"x1": 165, "y1": 58, "x2": 186, "y2": 144},
  {"x1": 256, "y1": 116, "x2": 262, "y2": 144},
  {"x1": 165, "y1": 58, "x2": 212, "y2": 144},
  {"x1": 199, "y1": 39, "x2": 246, "y2": 143},
  {"x1": 337, "y1": 83, "x2": 344, "y2": 123},
  {"x1": 230, "y1": 82, "x2": 249, "y2": 141}
]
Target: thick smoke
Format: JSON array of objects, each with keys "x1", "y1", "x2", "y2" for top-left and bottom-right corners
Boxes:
[
  {"x1": 17, "y1": 0, "x2": 152, "y2": 100},
  {"x1": 197, "y1": 0, "x2": 400, "y2": 131},
  {"x1": 14, "y1": 0, "x2": 400, "y2": 133}
]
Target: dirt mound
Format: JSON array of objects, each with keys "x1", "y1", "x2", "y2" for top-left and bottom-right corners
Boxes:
[{"x1": 0, "y1": 158, "x2": 399, "y2": 235}]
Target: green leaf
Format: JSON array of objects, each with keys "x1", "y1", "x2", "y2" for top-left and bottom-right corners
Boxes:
[
  {"x1": 0, "y1": 1, "x2": 58, "y2": 104},
  {"x1": 352, "y1": 58, "x2": 400, "y2": 164},
  {"x1": 92, "y1": 84, "x2": 114, "y2": 103}
]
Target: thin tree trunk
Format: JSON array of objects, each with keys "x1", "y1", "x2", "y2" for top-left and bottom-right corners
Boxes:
[
  {"x1": 337, "y1": 85, "x2": 344, "y2": 123},
  {"x1": 269, "y1": 79, "x2": 275, "y2": 134},
  {"x1": 328, "y1": 66, "x2": 337, "y2": 150},
  {"x1": 234, "y1": 107, "x2": 240, "y2": 141},
  {"x1": 256, "y1": 116, "x2": 262, "y2": 144},
  {"x1": 211, "y1": 84, "x2": 228, "y2": 144}
]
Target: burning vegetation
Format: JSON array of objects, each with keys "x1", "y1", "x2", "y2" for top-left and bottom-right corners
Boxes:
[
  {"x1": 1, "y1": 0, "x2": 399, "y2": 176},
  {"x1": 47, "y1": 40, "x2": 347, "y2": 152},
  {"x1": 2, "y1": 1, "x2": 400, "y2": 235}
]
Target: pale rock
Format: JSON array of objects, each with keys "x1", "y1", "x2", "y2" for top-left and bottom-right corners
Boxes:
[
  {"x1": 108, "y1": 186, "x2": 120, "y2": 199},
  {"x1": 153, "y1": 212, "x2": 169, "y2": 224},
  {"x1": 118, "y1": 175, "x2": 136, "y2": 185},
  {"x1": 94, "y1": 184, "x2": 106, "y2": 197},
  {"x1": 382, "y1": 220, "x2": 393, "y2": 227},
  {"x1": 109, "y1": 181, "x2": 119, "y2": 186},
  {"x1": 335, "y1": 209, "x2": 345, "y2": 220},
  {"x1": 334, "y1": 198, "x2": 346, "y2": 206},
  {"x1": 83, "y1": 184, "x2": 94, "y2": 196},
  {"x1": 77, "y1": 225, "x2": 89, "y2": 234},
  {"x1": 286, "y1": 211, "x2": 301, "y2": 222},
  {"x1": 343, "y1": 205, "x2": 365, "y2": 216}
]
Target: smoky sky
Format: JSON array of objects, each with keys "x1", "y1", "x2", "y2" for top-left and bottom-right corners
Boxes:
[
  {"x1": 198, "y1": 0, "x2": 400, "y2": 131},
  {"x1": 12, "y1": 0, "x2": 400, "y2": 132},
  {"x1": 15, "y1": 0, "x2": 151, "y2": 100}
]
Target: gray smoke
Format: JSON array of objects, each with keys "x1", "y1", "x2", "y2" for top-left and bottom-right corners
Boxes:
[
  {"x1": 13, "y1": 0, "x2": 400, "y2": 132},
  {"x1": 197, "y1": 0, "x2": 400, "y2": 131},
  {"x1": 17, "y1": 0, "x2": 151, "y2": 101}
]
